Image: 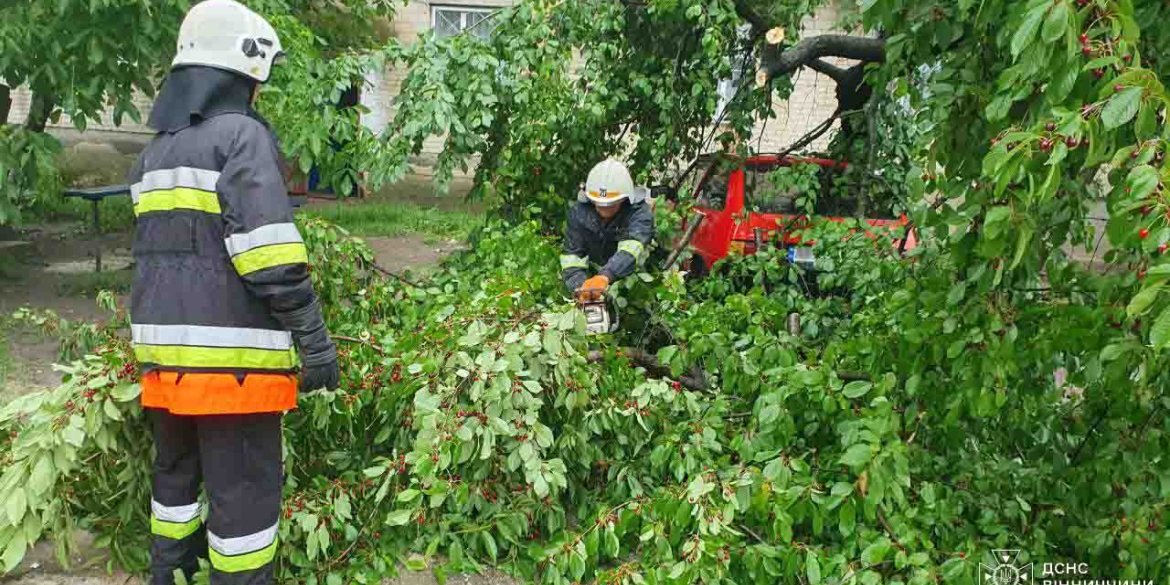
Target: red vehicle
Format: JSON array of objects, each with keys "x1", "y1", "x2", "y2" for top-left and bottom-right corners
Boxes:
[{"x1": 675, "y1": 153, "x2": 917, "y2": 276}]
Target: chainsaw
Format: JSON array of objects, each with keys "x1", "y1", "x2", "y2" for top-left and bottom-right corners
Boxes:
[{"x1": 576, "y1": 289, "x2": 619, "y2": 336}]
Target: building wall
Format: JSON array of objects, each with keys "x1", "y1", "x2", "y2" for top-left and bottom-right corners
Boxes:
[
  {"x1": 8, "y1": 1, "x2": 850, "y2": 155},
  {"x1": 749, "y1": 1, "x2": 849, "y2": 153}
]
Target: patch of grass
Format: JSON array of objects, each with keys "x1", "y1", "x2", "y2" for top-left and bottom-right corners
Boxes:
[
  {"x1": 0, "y1": 320, "x2": 12, "y2": 396},
  {"x1": 0, "y1": 253, "x2": 25, "y2": 282},
  {"x1": 56, "y1": 270, "x2": 134, "y2": 298},
  {"x1": 304, "y1": 199, "x2": 483, "y2": 241},
  {"x1": 25, "y1": 193, "x2": 135, "y2": 234}
]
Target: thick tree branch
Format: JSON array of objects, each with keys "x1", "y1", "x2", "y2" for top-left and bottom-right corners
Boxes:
[
  {"x1": 587, "y1": 347, "x2": 709, "y2": 391},
  {"x1": 763, "y1": 34, "x2": 885, "y2": 79},
  {"x1": 0, "y1": 84, "x2": 10, "y2": 124},
  {"x1": 807, "y1": 59, "x2": 848, "y2": 83},
  {"x1": 731, "y1": 0, "x2": 769, "y2": 36}
]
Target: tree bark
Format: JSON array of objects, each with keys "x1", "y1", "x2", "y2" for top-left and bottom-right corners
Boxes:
[
  {"x1": 0, "y1": 84, "x2": 10, "y2": 125},
  {"x1": 762, "y1": 35, "x2": 885, "y2": 79},
  {"x1": 25, "y1": 92, "x2": 57, "y2": 133}
]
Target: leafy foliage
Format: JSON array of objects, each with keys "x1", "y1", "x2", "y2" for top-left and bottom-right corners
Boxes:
[
  {"x1": 1, "y1": 212, "x2": 1166, "y2": 583},
  {"x1": 0, "y1": 0, "x2": 398, "y2": 222},
  {"x1": 4, "y1": 0, "x2": 1170, "y2": 583},
  {"x1": 0, "y1": 126, "x2": 60, "y2": 225}
]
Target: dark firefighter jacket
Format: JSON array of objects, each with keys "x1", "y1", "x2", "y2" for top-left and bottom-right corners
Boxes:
[
  {"x1": 560, "y1": 200, "x2": 655, "y2": 292},
  {"x1": 129, "y1": 67, "x2": 331, "y2": 377}
]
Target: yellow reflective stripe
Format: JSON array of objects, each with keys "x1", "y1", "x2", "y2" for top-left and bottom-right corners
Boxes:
[
  {"x1": 209, "y1": 539, "x2": 278, "y2": 573},
  {"x1": 617, "y1": 240, "x2": 645, "y2": 264},
  {"x1": 231, "y1": 243, "x2": 309, "y2": 276},
  {"x1": 151, "y1": 516, "x2": 202, "y2": 540},
  {"x1": 134, "y1": 188, "x2": 221, "y2": 215},
  {"x1": 134, "y1": 345, "x2": 296, "y2": 370},
  {"x1": 560, "y1": 254, "x2": 588, "y2": 270}
]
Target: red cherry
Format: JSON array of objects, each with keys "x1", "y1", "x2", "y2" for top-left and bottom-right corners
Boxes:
[
  {"x1": 1082, "y1": 45, "x2": 1094, "y2": 56},
  {"x1": 1140, "y1": 228, "x2": 1151, "y2": 239},
  {"x1": 1046, "y1": 122, "x2": 1056, "y2": 132},
  {"x1": 1115, "y1": 84, "x2": 1125, "y2": 92},
  {"x1": 1066, "y1": 136, "x2": 1079, "y2": 148},
  {"x1": 1142, "y1": 206, "x2": 1152, "y2": 216},
  {"x1": 1159, "y1": 243, "x2": 1168, "y2": 254},
  {"x1": 1093, "y1": 69, "x2": 1105, "y2": 79},
  {"x1": 1079, "y1": 34, "x2": 1088, "y2": 43}
]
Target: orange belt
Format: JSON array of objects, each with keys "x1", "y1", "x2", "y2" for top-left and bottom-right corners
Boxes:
[{"x1": 142, "y1": 371, "x2": 297, "y2": 415}]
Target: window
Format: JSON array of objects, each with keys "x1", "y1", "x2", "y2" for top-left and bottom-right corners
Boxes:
[{"x1": 432, "y1": 6, "x2": 496, "y2": 39}]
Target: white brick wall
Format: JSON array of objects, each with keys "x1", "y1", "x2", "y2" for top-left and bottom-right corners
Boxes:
[
  {"x1": 748, "y1": 1, "x2": 849, "y2": 154},
  {"x1": 7, "y1": 86, "x2": 156, "y2": 133},
  {"x1": 7, "y1": 1, "x2": 849, "y2": 157}
]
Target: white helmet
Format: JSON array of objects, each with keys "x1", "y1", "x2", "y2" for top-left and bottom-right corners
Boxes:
[
  {"x1": 581, "y1": 159, "x2": 647, "y2": 206},
  {"x1": 173, "y1": 0, "x2": 284, "y2": 83}
]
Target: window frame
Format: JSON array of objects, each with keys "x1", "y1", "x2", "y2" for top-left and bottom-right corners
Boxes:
[{"x1": 431, "y1": 5, "x2": 497, "y2": 39}]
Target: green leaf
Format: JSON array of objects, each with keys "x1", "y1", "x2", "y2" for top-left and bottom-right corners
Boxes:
[
  {"x1": 481, "y1": 531, "x2": 498, "y2": 562},
  {"x1": 103, "y1": 399, "x2": 122, "y2": 421},
  {"x1": 759, "y1": 404, "x2": 780, "y2": 425},
  {"x1": 1082, "y1": 56, "x2": 1120, "y2": 70},
  {"x1": 1151, "y1": 305, "x2": 1170, "y2": 349},
  {"x1": 1046, "y1": 141, "x2": 1069, "y2": 166},
  {"x1": 1136, "y1": 103, "x2": 1158, "y2": 140},
  {"x1": 62, "y1": 424, "x2": 84, "y2": 447},
  {"x1": 1041, "y1": 2, "x2": 1068, "y2": 43},
  {"x1": 1, "y1": 530, "x2": 26, "y2": 572},
  {"x1": 569, "y1": 552, "x2": 586, "y2": 581},
  {"x1": 842, "y1": 381, "x2": 873, "y2": 398},
  {"x1": 397, "y1": 489, "x2": 421, "y2": 503},
  {"x1": 839, "y1": 501, "x2": 856, "y2": 536},
  {"x1": 1102, "y1": 87, "x2": 1143, "y2": 129},
  {"x1": 7, "y1": 489, "x2": 27, "y2": 525},
  {"x1": 28, "y1": 457, "x2": 54, "y2": 498},
  {"x1": 1011, "y1": 5, "x2": 1047, "y2": 58},
  {"x1": 984, "y1": 205, "x2": 1012, "y2": 238},
  {"x1": 806, "y1": 551, "x2": 822, "y2": 585},
  {"x1": 861, "y1": 537, "x2": 891, "y2": 565},
  {"x1": 1011, "y1": 227, "x2": 1033, "y2": 270},
  {"x1": 840, "y1": 444, "x2": 873, "y2": 468},
  {"x1": 1128, "y1": 284, "x2": 1163, "y2": 317},
  {"x1": 1127, "y1": 165, "x2": 1160, "y2": 200},
  {"x1": 385, "y1": 509, "x2": 413, "y2": 526}
]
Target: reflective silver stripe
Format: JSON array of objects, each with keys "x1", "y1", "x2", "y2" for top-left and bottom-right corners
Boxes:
[
  {"x1": 209, "y1": 522, "x2": 279, "y2": 556},
  {"x1": 617, "y1": 240, "x2": 645, "y2": 259},
  {"x1": 560, "y1": 255, "x2": 588, "y2": 270},
  {"x1": 132, "y1": 324, "x2": 293, "y2": 350},
  {"x1": 225, "y1": 223, "x2": 304, "y2": 257},
  {"x1": 152, "y1": 499, "x2": 201, "y2": 523},
  {"x1": 131, "y1": 167, "x2": 221, "y2": 202}
]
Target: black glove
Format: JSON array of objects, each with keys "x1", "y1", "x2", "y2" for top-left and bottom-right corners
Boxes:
[
  {"x1": 273, "y1": 300, "x2": 340, "y2": 392},
  {"x1": 299, "y1": 359, "x2": 339, "y2": 393}
]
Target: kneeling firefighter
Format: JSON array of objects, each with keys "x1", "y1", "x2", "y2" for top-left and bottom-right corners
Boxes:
[
  {"x1": 128, "y1": 1, "x2": 339, "y2": 583},
  {"x1": 560, "y1": 159, "x2": 656, "y2": 301}
]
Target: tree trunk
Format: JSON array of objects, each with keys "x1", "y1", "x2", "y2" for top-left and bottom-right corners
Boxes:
[
  {"x1": 25, "y1": 92, "x2": 57, "y2": 133},
  {"x1": 0, "y1": 84, "x2": 11, "y2": 125}
]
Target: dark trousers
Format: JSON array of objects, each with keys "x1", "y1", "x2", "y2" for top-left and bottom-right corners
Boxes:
[{"x1": 149, "y1": 410, "x2": 283, "y2": 585}]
